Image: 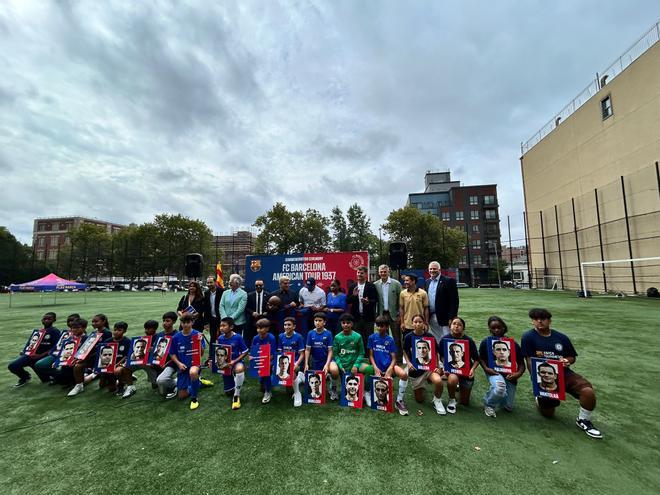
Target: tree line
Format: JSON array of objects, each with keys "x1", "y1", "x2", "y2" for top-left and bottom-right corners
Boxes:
[{"x1": 1, "y1": 205, "x2": 466, "y2": 285}]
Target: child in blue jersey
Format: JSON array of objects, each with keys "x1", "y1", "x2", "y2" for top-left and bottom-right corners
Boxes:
[
  {"x1": 99, "y1": 321, "x2": 131, "y2": 395},
  {"x1": 8, "y1": 312, "x2": 61, "y2": 387},
  {"x1": 437, "y1": 317, "x2": 480, "y2": 414},
  {"x1": 250, "y1": 318, "x2": 277, "y2": 404},
  {"x1": 278, "y1": 316, "x2": 306, "y2": 407},
  {"x1": 479, "y1": 316, "x2": 525, "y2": 418},
  {"x1": 68, "y1": 314, "x2": 112, "y2": 397},
  {"x1": 169, "y1": 314, "x2": 206, "y2": 410},
  {"x1": 521, "y1": 308, "x2": 602, "y2": 439},
  {"x1": 365, "y1": 315, "x2": 410, "y2": 415},
  {"x1": 304, "y1": 312, "x2": 339, "y2": 400},
  {"x1": 217, "y1": 316, "x2": 249, "y2": 410},
  {"x1": 123, "y1": 319, "x2": 160, "y2": 397},
  {"x1": 154, "y1": 312, "x2": 180, "y2": 398}
]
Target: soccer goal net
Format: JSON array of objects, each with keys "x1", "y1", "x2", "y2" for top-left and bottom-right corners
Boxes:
[{"x1": 580, "y1": 256, "x2": 660, "y2": 296}]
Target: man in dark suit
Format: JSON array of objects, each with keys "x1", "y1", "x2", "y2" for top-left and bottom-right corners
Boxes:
[
  {"x1": 424, "y1": 261, "x2": 459, "y2": 343},
  {"x1": 245, "y1": 279, "x2": 270, "y2": 342},
  {"x1": 204, "y1": 276, "x2": 225, "y2": 345},
  {"x1": 347, "y1": 266, "x2": 378, "y2": 348}
]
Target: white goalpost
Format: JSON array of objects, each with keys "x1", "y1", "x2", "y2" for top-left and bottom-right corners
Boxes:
[{"x1": 580, "y1": 256, "x2": 660, "y2": 295}]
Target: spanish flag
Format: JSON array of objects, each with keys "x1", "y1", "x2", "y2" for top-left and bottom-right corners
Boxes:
[{"x1": 215, "y1": 262, "x2": 224, "y2": 288}]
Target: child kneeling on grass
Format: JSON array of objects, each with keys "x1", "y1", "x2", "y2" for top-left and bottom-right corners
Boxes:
[{"x1": 169, "y1": 314, "x2": 205, "y2": 410}]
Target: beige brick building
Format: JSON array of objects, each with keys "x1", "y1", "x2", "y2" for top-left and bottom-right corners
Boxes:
[{"x1": 521, "y1": 23, "x2": 660, "y2": 294}]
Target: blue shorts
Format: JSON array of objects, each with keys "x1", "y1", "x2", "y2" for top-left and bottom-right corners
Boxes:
[
  {"x1": 310, "y1": 360, "x2": 326, "y2": 372},
  {"x1": 177, "y1": 371, "x2": 191, "y2": 390}
]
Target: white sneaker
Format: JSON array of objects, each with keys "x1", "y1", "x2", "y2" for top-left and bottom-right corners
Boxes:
[
  {"x1": 364, "y1": 393, "x2": 372, "y2": 407},
  {"x1": 293, "y1": 391, "x2": 302, "y2": 407},
  {"x1": 122, "y1": 385, "x2": 136, "y2": 398},
  {"x1": 262, "y1": 391, "x2": 272, "y2": 404},
  {"x1": 165, "y1": 387, "x2": 178, "y2": 400},
  {"x1": 447, "y1": 398, "x2": 457, "y2": 414},
  {"x1": 67, "y1": 383, "x2": 84, "y2": 397},
  {"x1": 329, "y1": 388, "x2": 338, "y2": 401},
  {"x1": 433, "y1": 397, "x2": 446, "y2": 415},
  {"x1": 484, "y1": 406, "x2": 497, "y2": 418}
]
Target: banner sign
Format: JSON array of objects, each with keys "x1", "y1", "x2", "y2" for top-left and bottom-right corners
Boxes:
[
  {"x1": 245, "y1": 251, "x2": 369, "y2": 292},
  {"x1": 127, "y1": 335, "x2": 152, "y2": 367},
  {"x1": 531, "y1": 358, "x2": 566, "y2": 400},
  {"x1": 370, "y1": 376, "x2": 394, "y2": 413}
]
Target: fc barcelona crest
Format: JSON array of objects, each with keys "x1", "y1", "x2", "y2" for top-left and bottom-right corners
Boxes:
[{"x1": 250, "y1": 259, "x2": 262, "y2": 272}]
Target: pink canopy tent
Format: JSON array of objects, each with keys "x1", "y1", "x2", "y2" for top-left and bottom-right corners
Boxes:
[{"x1": 9, "y1": 273, "x2": 87, "y2": 292}]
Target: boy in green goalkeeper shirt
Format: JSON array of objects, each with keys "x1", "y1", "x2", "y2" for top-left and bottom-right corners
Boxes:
[{"x1": 332, "y1": 313, "x2": 370, "y2": 404}]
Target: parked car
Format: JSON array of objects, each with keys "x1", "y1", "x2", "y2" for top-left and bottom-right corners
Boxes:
[{"x1": 456, "y1": 282, "x2": 469, "y2": 288}]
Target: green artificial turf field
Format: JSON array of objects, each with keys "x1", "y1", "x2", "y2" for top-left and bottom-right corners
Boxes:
[{"x1": 1, "y1": 289, "x2": 659, "y2": 494}]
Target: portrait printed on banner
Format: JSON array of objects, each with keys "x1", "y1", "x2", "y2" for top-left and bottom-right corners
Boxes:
[
  {"x1": 127, "y1": 335, "x2": 152, "y2": 366},
  {"x1": 211, "y1": 344, "x2": 232, "y2": 375},
  {"x1": 443, "y1": 339, "x2": 470, "y2": 376},
  {"x1": 340, "y1": 373, "x2": 364, "y2": 409},
  {"x1": 305, "y1": 370, "x2": 326, "y2": 405},
  {"x1": 53, "y1": 331, "x2": 71, "y2": 355},
  {"x1": 150, "y1": 336, "x2": 173, "y2": 367},
  {"x1": 273, "y1": 352, "x2": 294, "y2": 387},
  {"x1": 531, "y1": 358, "x2": 565, "y2": 401},
  {"x1": 74, "y1": 332, "x2": 102, "y2": 360},
  {"x1": 412, "y1": 336, "x2": 437, "y2": 371},
  {"x1": 56, "y1": 338, "x2": 80, "y2": 367},
  {"x1": 95, "y1": 342, "x2": 118, "y2": 373},
  {"x1": 370, "y1": 376, "x2": 393, "y2": 413},
  {"x1": 23, "y1": 329, "x2": 46, "y2": 356},
  {"x1": 487, "y1": 336, "x2": 517, "y2": 374}
]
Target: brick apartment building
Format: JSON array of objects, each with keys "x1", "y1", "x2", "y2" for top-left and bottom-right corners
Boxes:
[
  {"x1": 407, "y1": 171, "x2": 501, "y2": 286},
  {"x1": 32, "y1": 216, "x2": 125, "y2": 261},
  {"x1": 212, "y1": 230, "x2": 257, "y2": 278}
]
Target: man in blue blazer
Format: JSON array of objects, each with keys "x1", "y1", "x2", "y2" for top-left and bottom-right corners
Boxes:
[{"x1": 424, "y1": 261, "x2": 459, "y2": 343}]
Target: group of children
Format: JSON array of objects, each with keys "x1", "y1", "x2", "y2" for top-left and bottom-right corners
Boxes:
[{"x1": 8, "y1": 307, "x2": 603, "y2": 439}]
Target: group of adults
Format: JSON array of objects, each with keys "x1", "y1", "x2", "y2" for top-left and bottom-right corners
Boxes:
[{"x1": 175, "y1": 261, "x2": 459, "y2": 352}]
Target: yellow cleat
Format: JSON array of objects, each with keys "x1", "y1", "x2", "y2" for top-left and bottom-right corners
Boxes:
[
  {"x1": 190, "y1": 399, "x2": 200, "y2": 410},
  {"x1": 200, "y1": 378, "x2": 214, "y2": 387},
  {"x1": 232, "y1": 396, "x2": 241, "y2": 410}
]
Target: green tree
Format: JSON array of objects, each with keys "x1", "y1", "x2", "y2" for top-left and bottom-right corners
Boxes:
[
  {"x1": 59, "y1": 224, "x2": 111, "y2": 282},
  {"x1": 0, "y1": 226, "x2": 48, "y2": 285},
  {"x1": 330, "y1": 206, "x2": 350, "y2": 251},
  {"x1": 296, "y1": 209, "x2": 331, "y2": 253},
  {"x1": 382, "y1": 206, "x2": 465, "y2": 268},
  {"x1": 330, "y1": 204, "x2": 379, "y2": 261},
  {"x1": 254, "y1": 203, "x2": 331, "y2": 254}
]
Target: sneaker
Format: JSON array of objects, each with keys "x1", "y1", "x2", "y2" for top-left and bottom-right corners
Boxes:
[
  {"x1": 232, "y1": 395, "x2": 241, "y2": 410},
  {"x1": 433, "y1": 397, "x2": 446, "y2": 415},
  {"x1": 83, "y1": 372, "x2": 97, "y2": 385},
  {"x1": 395, "y1": 399, "x2": 409, "y2": 416},
  {"x1": 484, "y1": 406, "x2": 497, "y2": 418},
  {"x1": 122, "y1": 385, "x2": 136, "y2": 398},
  {"x1": 364, "y1": 393, "x2": 372, "y2": 407},
  {"x1": 447, "y1": 399, "x2": 457, "y2": 414},
  {"x1": 13, "y1": 376, "x2": 31, "y2": 388},
  {"x1": 200, "y1": 378, "x2": 214, "y2": 387},
  {"x1": 576, "y1": 418, "x2": 603, "y2": 439},
  {"x1": 165, "y1": 388, "x2": 178, "y2": 400},
  {"x1": 189, "y1": 399, "x2": 199, "y2": 410},
  {"x1": 329, "y1": 388, "x2": 338, "y2": 401},
  {"x1": 67, "y1": 383, "x2": 84, "y2": 397},
  {"x1": 293, "y1": 391, "x2": 302, "y2": 407},
  {"x1": 262, "y1": 391, "x2": 272, "y2": 404}
]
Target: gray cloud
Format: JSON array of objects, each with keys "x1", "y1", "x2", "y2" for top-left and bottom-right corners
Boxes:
[{"x1": 2, "y1": 0, "x2": 658, "y2": 247}]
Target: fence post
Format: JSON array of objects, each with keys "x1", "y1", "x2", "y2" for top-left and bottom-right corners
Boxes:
[
  {"x1": 539, "y1": 211, "x2": 547, "y2": 281},
  {"x1": 571, "y1": 198, "x2": 584, "y2": 294},
  {"x1": 507, "y1": 215, "x2": 514, "y2": 283},
  {"x1": 594, "y1": 188, "x2": 608, "y2": 292},
  {"x1": 524, "y1": 211, "x2": 532, "y2": 288},
  {"x1": 554, "y1": 205, "x2": 564, "y2": 290},
  {"x1": 620, "y1": 176, "x2": 637, "y2": 294}
]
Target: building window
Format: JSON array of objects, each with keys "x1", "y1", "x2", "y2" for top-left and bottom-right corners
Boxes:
[
  {"x1": 472, "y1": 224, "x2": 479, "y2": 233},
  {"x1": 460, "y1": 256, "x2": 467, "y2": 265},
  {"x1": 455, "y1": 211, "x2": 464, "y2": 221},
  {"x1": 473, "y1": 255, "x2": 482, "y2": 264},
  {"x1": 38, "y1": 237, "x2": 45, "y2": 247},
  {"x1": 485, "y1": 209, "x2": 497, "y2": 220},
  {"x1": 470, "y1": 210, "x2": 479, "y2": 220},
  {"x1": 49, "y1": 250, "x2": 58, "y2": 260},
  {"x1": 59, "y1": 222, "x2": 67, "y2": 230},
  {"x1": 441, "y1": 211, "x2": 450, "y2": 222},
  {"x1": 469, "y1": 195, "x2": 479, "y2": 205},
  {"x1": 489, "y1": 255, "x2": 498, "y2": 265},
  {"x1": 601, "y1": 95, "x2": 613, "y2": 120},
  {"x1": 471, "y1": 239, "x2": 481, "y2": 249},
  {"x1": 38, "y1": 224, "x2": 45, "y2": 232},
  {"x1": 484, "y1": 195, "x2": 496, "y2": 205}
]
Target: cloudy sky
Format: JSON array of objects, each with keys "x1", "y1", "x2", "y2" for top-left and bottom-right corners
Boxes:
[{"x1": 1, "y1": 0, "x2": 658, "y2": 245}]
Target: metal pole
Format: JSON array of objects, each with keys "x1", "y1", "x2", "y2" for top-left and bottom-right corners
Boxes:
[
  {"x1": 571, "y1": 198, "x2": 584, "y2": 294},
  {"x1": 67, "y1": 239, "x2": 74, "y2": 280},
  {"x1": 554, "y1": 205, "x2": 564, "y2": 290},
  {"x1": 539, "y1": 211, "x2": 547, "y2": 280},
  {"x1": 109, "y1": 237, "x2": 114, "y2": 286},
  {"x1": 655, "y1": 161, "x2": 659, "y2": 200},
  {"x1": 594, "y1": 188, "x2": 607, "y2": 292},
  {"x1": 507, "y1": 215, "x2": 513, "y2": 283},
  {"x1": 620, "y1": 176, "x2": 637, "y2": 294},
  {"x1": 524, "y1": 211, "x2": 532, "y2": 289}
]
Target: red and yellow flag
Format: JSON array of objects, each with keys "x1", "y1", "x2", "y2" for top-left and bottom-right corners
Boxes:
[{"x1": 215, "y1": 262, "x2": 224, "y2": 288}]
